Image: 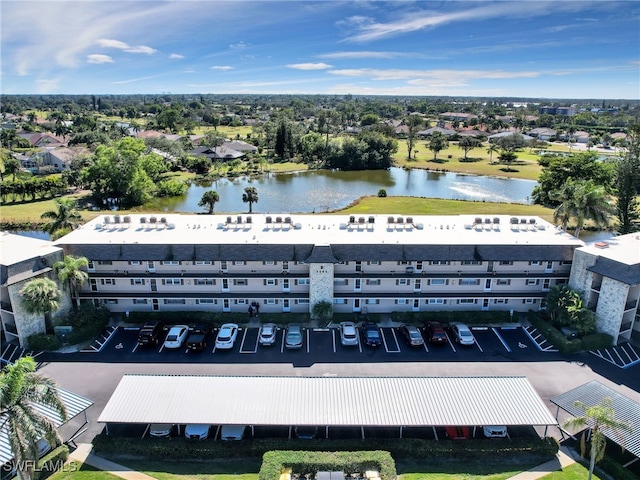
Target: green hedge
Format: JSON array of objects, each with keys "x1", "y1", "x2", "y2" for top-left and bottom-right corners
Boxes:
[
  {"x1": 27, "y1": 334, "x2": 62, "y2": 351},
  {"x1": 33, "y1": 445, "x2": 69, "y2": 480},
  {"x1": 599, "y1": 456, "x2": 640, "y2": 480},
  {"x1": 92, "y1": 435, "x2": 558, "y2": 462},
  {"x1": 260, "y1": 450, "x2": 395, "y2": 480},
  {"x1": 528, "y1": 312, "x2": 613, "y2": 353},
  {"x1": 392, "y1": 310, "x2": 511, "y2": 326}
]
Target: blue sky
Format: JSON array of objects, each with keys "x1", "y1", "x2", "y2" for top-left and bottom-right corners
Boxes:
[{"x1": 2, "y1": 1, "x2": 639, "y2": 98}]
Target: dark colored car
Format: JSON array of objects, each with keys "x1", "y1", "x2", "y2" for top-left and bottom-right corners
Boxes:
[
  {"x1": 186, "y1": 324, "x2": 213, "y2": 351},
  {"x1": 361, "y1": 322, "x2": 382, "y2": 347},
  {"x1": 399, "y1": 324, "x2": 424, "y2": 347},
  {"x1": 137, "y1": 321, "x2": 163, "y2": 346},
  {"x1": 425, "y1": 322, "x2": 448, "y2": 345}
]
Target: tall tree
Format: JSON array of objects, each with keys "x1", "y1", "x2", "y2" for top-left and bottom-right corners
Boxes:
[
  {"x1": 405, "y1": 115, "x2": 423, "y2": 160},
  {"x1": 3, "y1": 157, "x2": 21, "y2": 181},
  {"x1": 198, "y1": 190, "x2": 220, "y2": 214},
  {"x1": 615, "y1": 123, "x2": 640, "y2": 234},
  {"x1": 0, "y1": 356, "x2": 68, "y2": 480},
  {"x1": 457, "y1": 136, "x2": 482, "y2": 160},
  {"x1": 564, "y1": 397, "x2": 631, "y2": 480},
  {"x1": 242, "y1": 186, "x2": 258, "y2": 213},
  {"x1": 53, "y1": 255, "x2": 89, "y2": 309},
  {"x1": 427, "y1": 132, "x2": 449, "y2": 161},
  {"x1": 19, "y1": 278, "x2": 61, "y2": 325},
  {"x1": 40, "y1": 198, "x2": 83, "y2": 235}
]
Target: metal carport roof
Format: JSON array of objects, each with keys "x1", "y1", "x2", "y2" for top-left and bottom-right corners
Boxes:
[
  {"x1": 551, "y1": 381, "x2": 639, "y2": 459},
  {"x1": 1, "y1": 387, "x2": 93, "y2": 466},
  {"x1": 98, "y1": 375, "x2": 557, "y2": 427}
]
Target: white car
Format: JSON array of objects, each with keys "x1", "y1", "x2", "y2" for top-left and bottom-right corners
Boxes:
[
  {"x1": 215, "y1": 323, "x2": 239, "y2": 350},
  {"x1": 163, "y1": 325, "x2": 189, "y2": 349},
  {"x1": 449, "y1": 323, "x2": 475, "y2": 346},
  {"x1": 483, "y1": 425, "x2": 508, "y2": 438},
  {"x1": 185, "y1": 424, "x2": 210, "y2": 439},
  {"x1": 220, "y1": 424, "x2": 246, "y2": 440},
  {"x1": 339, "y1": 322, "x2": 359, "y2": 346},
  {"x1": 259, "y1": 323, "x2": 277, "y2": 346},
  {"x1": 149, "y1": 424, "x2": 172, "y2": 438}
]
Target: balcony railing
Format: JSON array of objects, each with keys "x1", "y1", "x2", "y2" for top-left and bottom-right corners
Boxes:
[{"x1": 0, "y1": 302, "x2": 12, "y2": 312}]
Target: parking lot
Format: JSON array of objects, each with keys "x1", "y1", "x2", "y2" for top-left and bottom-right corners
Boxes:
[{"x1": 46, "y1": 323, "x2": 562, "y2": 365}]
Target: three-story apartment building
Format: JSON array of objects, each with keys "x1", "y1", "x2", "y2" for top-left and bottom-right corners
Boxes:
[{"x1": 55, "y1": 213, "x2": 582, "y2": 316}]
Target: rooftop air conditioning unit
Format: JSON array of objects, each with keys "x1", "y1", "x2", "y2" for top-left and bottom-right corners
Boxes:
[
  {"x1": 237, "y1": 216, "x2": 243, "y2": 224},
  {"x1": 285, "y1": 217, "x2": 292, "y2": 224},
  {"x1": 349, "y1": 216, "x2": 356, "y2": 224},
  {"x1": 387, "y1": 216, "x2": 395, "y2": 224},
  {"x1": 368, "y1": 216, "x2": 375, "y2": 224},
  {"x1": 226, "y1": 216, "x2": 232, "y2": 224},
  {"x1": 113, "y1": 215, "x2": 121, "y2": 224},
  {"x1": 246, "y1": 216, "x2": 252, "y2": 223},
  {"x1": 396, "y1": 217, "x2": 404, "y2": 224},
  {"x1": 276, "y1": 216, "x2": 283, "y2": 223},
  {"x1": 149, "y1": 216, "x2": 157, "y2": 223},
  {"x1": 406, "y1": 217, "x2": 413, "y2": 224},
  {"x1": 358, "y1": 217, "x2": 365, "y2": 224},
  {"x1": 266, "y1": 216, "x2": 272, "y2": 223},
  {"x1": 140, "y1": 217, "x2": 146, "y2": 224}
]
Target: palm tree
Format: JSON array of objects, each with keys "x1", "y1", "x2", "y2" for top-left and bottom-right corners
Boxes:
[
  {"x1": 487, "y1": 143, "x2": 499, "y2": 162},
  {"x1": 53, "y1": 255, "x2": 89, "y2": 309},
  {"x1": 312, "y1": 300, "x2": 333, "y2": 324},
  {"x1": 564, "y1": 397, "x2": 631, "y2": 480},
  {"x1": 40, "y1": 198, "x2": 83, "y2": 235},
  {"x1": 0, "y1": 356, "x2": 68, "y2": 480},
  {"x1": 19, "y1": 278, "x2": 61, "y2": 326},
  {"x1": 198, "y1": 190, "x2": 220, "y2": 214},
  {"x1": 242, "y1": 186, "x2": 258, "y2": 213}
]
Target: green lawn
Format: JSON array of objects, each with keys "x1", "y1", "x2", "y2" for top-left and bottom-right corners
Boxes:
[
  {"x1": 120, "y1": 457, "x2": 262, "y2": 480},
  {"x1": 538, "y1": 462, "x2": 602, "y2": 479},
  {"x1": 47, "y1": 461, "x2": 121, "y2": 479}
]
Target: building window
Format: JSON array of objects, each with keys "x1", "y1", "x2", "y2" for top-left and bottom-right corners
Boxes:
[
  {"x1": 395, "y1": 299, "x2": 407, "y2": 304},
  {"x1": 233, "y1": 279, "x2": 248, "y2": 286},
  {"x1": 164, "y1": 278, "x2": 183, "y2": 286},
  {"x1": 162, "y1": 261, "x2": 180, "y2": 266},
  {"x1": 296, "y1": 278, "x2": 310, "y2": 286},
  {"x1": 397, "y1": 261, "x2": 410, "y2": 266},
  {"x1": 430, "y1": 260, "x2": 450, "y2": 265},
  {"x1": 496, "y1": 279, "x2": 511, "y2": 285},
  {"x1": 366, "y1": 279, "x2": 380, "y2": 286},
  {"x1": 235, "y1": 299, "x2": 247, "y2": 305},
  {"x1": 104, "y1": 299, "x2": 118, "y2": 304},
  {"x1": 529, "y1": 261, "x2": 541, "y2": 266},
  {"x1": 524, "y1": 299, "x2": 535, "y2": 304},
  {"x1": 296, "y1": 299, "x2": 310, "y2": 305},
  {"x1": 561, "y1": 261, "x2": 573, "y2": 265},
  {"x1": 264, "y1": 261, "x2": 275, "y2": 266},
  {"x1": 556, "y1": 279, "x2": 568, "y2": 286},
  {"x1": 195, "y1": 279, "x2": 215, "y2": 285},
  {"x1": 133, "y1": 299, "x2": 148, "y2": 304},
  {"x1": 499, "y1": 261, "x2": 513, "y2": 265},
  {"x1": 333, "y1": 298, "x2": 348, "y2": 304},
  {"x1": 334, "y1": 279, "x2": 348, "y2": 286},
  {"x1": 265, "y1": 278, "x2": 278, "y2": 286},
  {"x1": 368, "y1": 261, "x2": 380, "y2": 266},
  {"x1": 365, "y1": 299, "x2": 380, "y2": 305},
  {"x1": 163, "y1": 299, "x2": 186, "y2": 304},
  {"x1": 458, "y1": 299, "x2": 476, "y2": 304},
  {"x1": 428, "y1": 298, "x2": 445, "y2": 304},
  {"x1": 494, "y1": 299, "x2": 509, "y2": 304},
  {"x1": 130, "y1": 278, "x2": 144, "y2": 286},
  {"x1": 526, "y1": 279, "x2": 540, "y2": 286},
  {"x1": 461, "y1": 261, "x2": 482, "y2": 265},
  {"x1": 196, "y1": 298, "x2": 216, "y2": 304},
  {"x1": 101, "y1": 279, "x2": 115, "y2": 285},
  {"x1": 195, "y1": 261, "x2": 212, "y2": 266},
  {"x1": 459, "y1": 278, "x2": 480, "y2": 285},
  {"x1": 233, "y1": 261, "x2": 246, "y2": 266},
  {"x1": 87, "y1": 260, "x2": 95, "y2": 271},
  {"x1": 428, "y1": 278, "x2": 447, "y2": 286},
  {"x1": 396, "y1": 279, "x2": 409, "y2": 286},
  {"x1": 98, "y1": 261, "x2": 112, "y2": 265},
  {"x1": 128, "y1": 261, "x2": 141, "y2": 266}
]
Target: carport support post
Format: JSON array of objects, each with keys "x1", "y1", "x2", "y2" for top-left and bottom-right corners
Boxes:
[
  {"x1": 432, "y1": 426, "x2": 438, "y2": 440},
  {"x1": 399, "y1": 426, "x2": 403, "y2": 439},
  {"x1": 288, "y1": 426, "x2": 292, "y2": 439},
  {"x1": 361, "y1": 426, "x2": 365, "y2": 440},
  {"x1": 105, "y1": 423, "x2": 109, "y2": 435}
]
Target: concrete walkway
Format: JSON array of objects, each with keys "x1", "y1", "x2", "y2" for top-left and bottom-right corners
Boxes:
[
  {"x1": 67, "y1": 443, "x2": 579, "y2": 480},
  {"x1": 68, "y1": 443, "x2": 156, "y2": 480},
  {"x1": 505, "y1": 446, "x2": 579, "y2": 479}
]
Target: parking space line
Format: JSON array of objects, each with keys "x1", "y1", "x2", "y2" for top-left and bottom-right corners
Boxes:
[
  {"x1": 445, "y1": 332, "x2": 456, "y2": 353},
  {"x1": 474, "y1": 336, "x2": 483, "y2": 353},
  {"x1": 383, "y1": 328, "x2": 401, "y2": 353},
  {"x1": 239, "y1": 328, "x2": 258, "y2": 354},
  {"x1": 280, "y1": 333, "x2": 285, "y2": 354},
  {"x1": 422, "y1": 339, "x2": 429, "y2": 353},
  {"x1": 491, "y1": 327, "x2": 511, "y2": 352},
  {"x1": 613, "y1": 347, "x2": 626, "y2": 365},
  {"x1": 306, "y1": 328, "x2": 310, "y2": 354},
  {"x1": 131, "y1": 343, "x2": 139, "y2": 353},
  {"x1": 332, "y1": 329, "x2": 337, "y2": 353},
  {"x1": 619, "y1": 345, "x2": 635, "y2": 363}
]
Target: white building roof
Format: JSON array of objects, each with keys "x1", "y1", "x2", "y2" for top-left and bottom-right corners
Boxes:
[
  {"x1": 56, "y1": 214, "x2": 582, "y2": 249},
  {"x1": 579, "y1": 233, "x2": 640, "y2": 267},
  {"x1": 0, "y1": 232, "x2": 61, "y2": 266},
  {"x1": 98, "y1": 375, "x2": 558, "y2": 427},
  {"x1": 0, "y1": 387, "x2": 93, "y2": 466}
]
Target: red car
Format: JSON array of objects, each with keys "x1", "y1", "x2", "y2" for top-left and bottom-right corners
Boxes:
[{"x1": 425, "y1": 322, "x2": 448, "y2": 344}]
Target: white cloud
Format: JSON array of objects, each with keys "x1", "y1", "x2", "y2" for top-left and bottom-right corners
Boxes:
[
  {"x1": 87, "y1": 54, "x2": 114, "y2": 64},
  {"x1": 210, "y1": 65, "x2": 234, "y2": 71},
  {"x1": 97, "y1": 38, "x2": 157, "y2": 54},
  {"x1": 229, "y1": 41, "x2": 249, "y2": 49},
  {"x1": 287, "y1": 62, "x2": 333, "y2": 70},
  {"x1": 169, "y1": 53, "x2": 185, "y2": 59},
  {"x1": 328, "y1": 68, "x2": 540, "y2": 82}
]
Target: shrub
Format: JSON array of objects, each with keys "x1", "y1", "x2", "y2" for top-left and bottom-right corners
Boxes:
[
  {"x1": 528, "y1": 313, "x2": 582, "y2": 354},
  {"x1": 27, "y1": 334, "x2": 62, "y2": 351},
  {"x1": 34, "y1": 445, "x2": 69, "y2": 480},
  {"x1": 377, "y1": 189, "x2": 387, "y2": 197},
  {"x1": 580, "y1": 332, "x2": 613, "y2": 351}
]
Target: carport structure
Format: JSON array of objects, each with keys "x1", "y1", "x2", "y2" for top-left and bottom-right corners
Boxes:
[
  {"x1": 0, "y1": 387, "x2": 93, "y2": 470},
  {"x1": 98, "y1": 375, "x2": 557, "y2": 439},
  {"x1": 551, "y1": 381, "x2": 640, "y2": 467}
]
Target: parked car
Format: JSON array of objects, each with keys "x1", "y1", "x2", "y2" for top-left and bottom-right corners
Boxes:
[
  {"x1": 137, "y1": 321, "x2": 163, "y2": 346},
  {"x1": 259, "y1": 322, "x2": 278, "y2": 346},
  {"x1": 163, "y1": 325, "x2": 189, "y2": 349},
  {"x1": 339, "y1": 321, "x2": 359, "y2": 346},
  {"x1": 483, "y1": 425, "x2": 508, "y2": 438},
  {"x1": 445, "y1": 426, "x2": 471, "y2": 439},
  {"x1": 149, "y1": 424, "x2": 172, "y2": 438},
  {"x1": 361, "y1": 321, "x2": 382, "y2": 347},
  {"x1": 285, "y1": 324, "x2": 304, "y2": 349},
  {"x1": 185, "y1": 424, "x2": 210, "y2": 439},
  {"x1": 215, "y1": 323, "x2": 239, "y2": 350},
  {"x1": 294, "y1": 425, "x2": 318, "y2": 439},
  {"x1": 425, "y1": 321, "x2": 448, "y2": 345},
  {"x1": 399, "y1": 324, "x2": 424, "y2": 347},
  {"x1": 186, "y1": 324, "x2": 212, "y2": 351},
  {"x1": 449, "y1": 323, "x2": 475, "y2": 346},
  {"x1": 220, "y1": 425, "x2": 246, "y2": 440}
]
